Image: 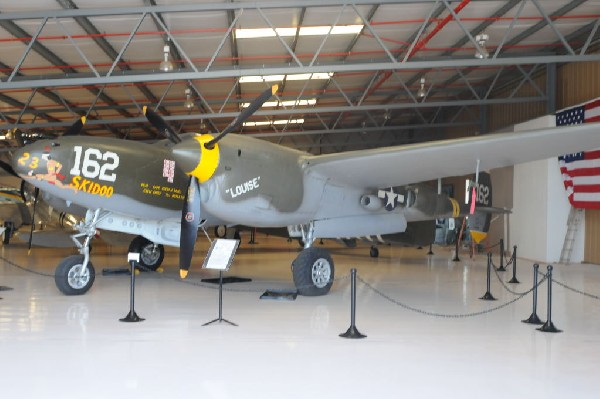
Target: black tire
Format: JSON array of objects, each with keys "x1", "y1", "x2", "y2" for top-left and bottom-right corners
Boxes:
[
  {"x1": 370, "y1": 246, "x2": 379, "y2": 258},
  {"x1": 2, "y1": 221, "x2": 13, "y2": 244},
  {"x1": 128, "y1": 236, "x2": 164, "y2": 271},
  {"x1": 55, "y1": 255, "x2": 95, "y2": 295},
  {"x1": 292, "y1": 247, "x2": 334, "y2": 296},
  {"x1": 214, "y1": 225, "x2": 227, "y2": 238}
]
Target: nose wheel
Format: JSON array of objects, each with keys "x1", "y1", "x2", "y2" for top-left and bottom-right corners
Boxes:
[{"x1": 55, "y1": 255, "x2": 96, "y2": 295}]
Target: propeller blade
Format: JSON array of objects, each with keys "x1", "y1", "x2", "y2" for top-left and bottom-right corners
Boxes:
[
  {"x1": 28, "y1": 187, "x2": 40, "y2": 253},
  {"x1": 179, "y1": 176, "x2": 201, "y2": 278},
  {"x1": 143, "y1": 106, "x2": 182, "y2": 144},
  {"x1": 205, "y1": 84, "x2": 278, "y2": 149},
  {"x1": 62, "y1": 116, "x2": 87, "y2": 136}
]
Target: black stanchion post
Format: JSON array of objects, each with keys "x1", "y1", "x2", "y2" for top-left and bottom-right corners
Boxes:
[
  {"x1": 120, "y1": 253, "x2": 144, "y2": 323},
  {"x1": 480, "y1": 253, "x2": 496, "y2": 300},
  {"x1": 522, "y1": 264, "x2": 543, "y2": 324},
  {"x1": 452, "y1": 236, "x2": 460, "y2": 262},
  {"x1": 508, "y1": 245, "x2": 520, "y2": 284},
  {"x1": 340, "y1": 269, "x2": 366, "y2": 339},
  {"x1": 497, "y1": 239, "x2": 506, "y2": 271},
  {"x1": 538, "y1": 265, "x2": 562, "y2": 333}
]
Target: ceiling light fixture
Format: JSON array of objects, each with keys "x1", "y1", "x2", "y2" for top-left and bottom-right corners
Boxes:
[
  {"x1": 239, "y1": 73, "x2": 332, "y2": 83},
  {"x1": 159, "y1": 44, "x2": 174, "y2": 72},
  {"x1": 417, "y1": 77, "x2": 427, "y2": 98},
  {"x1": 475, "y1": 33, "x2": 489, "y2": 59},
  {"x1": 240, "y1": 99, "x2": 317, "y2": 108},
  {"x1": 243, "y1": 118, "x2": 304, "y2": 127},
  {"x1": 235, "y1": 25, "x2": 363, "y2": 39},
  {"x1": 183, "y1": 88, "x2": 194, "y2": 109}
]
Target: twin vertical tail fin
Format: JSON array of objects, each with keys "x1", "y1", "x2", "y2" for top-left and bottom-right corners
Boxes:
[{"x1": 467, "y1": 172, "x2": 492, "y2": 244}]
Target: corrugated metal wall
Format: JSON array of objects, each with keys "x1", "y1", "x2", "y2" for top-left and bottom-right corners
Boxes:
[{"x1": 442, "y1": 61, "x2": 600, "y2": 261}]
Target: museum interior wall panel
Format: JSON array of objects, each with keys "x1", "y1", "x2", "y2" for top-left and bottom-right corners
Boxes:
[
  {"x1": 510, "y1": 115, "x2": 578, "y2": 263},
  {"x1": 557, "y1": 61, "x2": 600, "y2": 109},
  {"x1": 487, "y1": 74, "x2": 547, "y2": 134},
  {"x1": 489, "y1": 166, "x2": 513, "y2": 247},
  {"x1": 584, "y1": 209, "x2": 600, "y2": 264}
]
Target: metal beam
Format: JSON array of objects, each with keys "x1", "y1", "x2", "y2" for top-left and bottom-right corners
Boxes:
[
  {"x1": 0, "y1": 1, "x2": 471, "y2": 21},
  {"x1": 9, "y1": 96, "x2": 545, "y2": 130},
  {"x1": 2, "y1": 53, "x2": 598, "y2": 90}
]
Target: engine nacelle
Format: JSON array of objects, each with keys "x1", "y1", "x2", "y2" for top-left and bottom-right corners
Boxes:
[
  {"x1": 97, "y1": 214, "x2": 182, "y2": 247},
  {"x1": 360, "y1": 194, "x2": 384, "y2": 210}
]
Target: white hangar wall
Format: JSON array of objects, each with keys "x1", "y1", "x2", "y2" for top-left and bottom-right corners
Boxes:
[{"x1": 509, "y1": 115, "x2": 584, "y2": 263}]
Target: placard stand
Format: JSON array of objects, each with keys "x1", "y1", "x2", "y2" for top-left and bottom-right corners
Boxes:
[{"x1": 202, "y1": 239, "x2": 240, "y2": 327}]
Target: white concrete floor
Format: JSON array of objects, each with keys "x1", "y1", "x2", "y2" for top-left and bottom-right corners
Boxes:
[{"x1": 1, "y1": 234, "x2": 599, "y2": 399}]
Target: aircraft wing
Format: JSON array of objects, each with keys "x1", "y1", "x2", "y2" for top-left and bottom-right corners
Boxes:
[{"x1": 304, "y1": 123, "x2": 599, "y2": 189}]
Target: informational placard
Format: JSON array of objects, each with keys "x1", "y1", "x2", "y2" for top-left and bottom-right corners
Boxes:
[{"x1": 202, "y1": 239, "x2": 239, "y2": 271}]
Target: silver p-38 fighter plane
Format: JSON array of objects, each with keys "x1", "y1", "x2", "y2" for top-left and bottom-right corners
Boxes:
[{"x1": 9, "y1": 85, "x2": 600, "y2": 296}]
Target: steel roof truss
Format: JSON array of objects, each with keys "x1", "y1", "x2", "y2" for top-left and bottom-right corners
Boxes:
[
  {"x1": 54, "y1": 17, "x2": 99, "y2": 77},
  {"x1": 310, "y1": 5, "x2": 347, "y2": 67},
  {"x1": 205, "y1": 9, "x2": 243, "y2": 73},
  {"x1": 219, "y1": 79, "x2": 241, "y2": 114},
  {"x1": 256, "y1": 7, "x2": 303, "y2": 67},
  {"x1": 514, "y1": 64, "x2": 544, "y2": 97},
  {"x1": 530, "y1": 0, "x2": 575, "y2": 56},
  {"x1": 403, "y1": 0, "x2": 440, "y2": 63},
  {"x1": 150, "y1": 11, "x2": 198, "y2": 73},
  {"x1": 7, "y1": 17, "x2": 48, "y2": 83},
  {"x1": 455, "y1": 68, "x2": 480, "y2": 100},
  {"x1": 106, "y1": 13, "x2": 147, "y2": 77},
  {"x1": 581, "y1": 18, "x2": 600, "y2": 55},
  {"x1": 351, "y1": 4, "x2": 397, "y2": 64},
  {"x1": 492, "y1": 0, "x2": 526, "y2": 59},
  {"x1": 15, "y1": 88, "x2": 37, "y2": 126},
  {"x1": 440, "y1": 0, "x2": 487, "y2": 60},
  {"x1": 483, "y1": 67, "x2": 504, "y2": 100},
  {"x1": 154, "y1": 81, "x2": 174, "y2": 111},
  {"x1": 509, "y1": 64, "x2": 540, "y2": 99},
  {"x1": 121, "y1": 84, "x2": 143, "y2": 114}
]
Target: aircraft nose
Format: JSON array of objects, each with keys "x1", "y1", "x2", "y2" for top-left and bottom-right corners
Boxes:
[
  {"x1": 12, "y1": 143, "x2": 45, "y2": 178},
  {"x1": 171, "y1": 135, "x2": 220, "y2": 183},
  {"x1": 11, "y1": 147, "x2": 28, "y2": 176}
]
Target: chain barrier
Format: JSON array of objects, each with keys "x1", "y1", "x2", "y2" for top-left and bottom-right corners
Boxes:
[
  {"x1": 0, "y1": 255, "x2": 350, "y2": 295},
  {"x1": 4, "y1": 251, "x2": 597, "y2": 303},
  {"x1": 552, "y1": 279, "x2": 600, "y2": 300},
  {"x1": 534, "y1": 270, "x2": 600, "y2": 301},
  {"x1": 356, "y1": 275, "x2": 543, "y2": 319},
  {"x1": 484, "y1": 241, "x2": 502, "y2": 250},
  {"x1": 490, "y1": 254, "x2": 513, "y2": 270},
  {"x1": 0, "y1": 255, "x2": 54, "y2": 277},
  {"x1": 491, "y1": 261, "x2": 535, "y2": 296}
]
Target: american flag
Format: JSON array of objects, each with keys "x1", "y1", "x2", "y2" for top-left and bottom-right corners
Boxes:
[{"x1": 557, "y1": 98, "x2": 600, "y2": 209}]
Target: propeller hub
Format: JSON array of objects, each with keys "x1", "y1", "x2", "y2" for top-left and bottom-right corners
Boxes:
[{"x1": 172, "y1": 134, "x2": 220, "y2": 183}]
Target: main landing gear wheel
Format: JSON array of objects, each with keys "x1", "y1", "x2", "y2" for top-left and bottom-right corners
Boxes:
[
  {"x1": 55, "y1": 255, "x2": 96, "y2": 295},
  {"x1": 128, "y1": 236, "x2": 165, "y2": 271},
  {"x1": 370, "y1": 246, "x2": 379, "y2": 258},
  {"x1": 292, "y1": 247, "x2": 334, "y2": 296},
  {"x1": 214, "y1": 225, "x2": 227, "y2": 238}
]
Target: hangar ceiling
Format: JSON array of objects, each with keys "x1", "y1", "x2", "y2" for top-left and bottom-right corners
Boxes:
[{"x1": 0, "y1": 0, "x2": 598, "y2": 153}]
